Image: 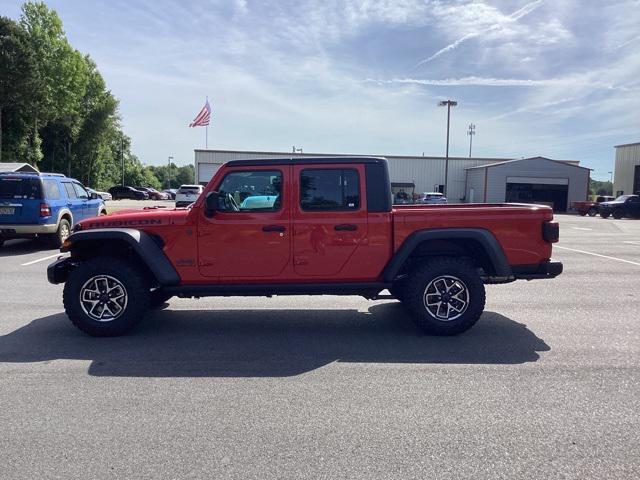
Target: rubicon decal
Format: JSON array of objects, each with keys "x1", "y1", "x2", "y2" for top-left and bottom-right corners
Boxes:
[{"x1": 86, "y1": 219, "x2": 164, "y2": 228}]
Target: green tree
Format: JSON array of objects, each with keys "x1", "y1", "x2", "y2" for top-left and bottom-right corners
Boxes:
[
  {"x1": 0, "y1": 16, "x2": 39, "y2": 162},
  {"x1": 19, "y1": 2, "x2": 90, "y2": 169}
]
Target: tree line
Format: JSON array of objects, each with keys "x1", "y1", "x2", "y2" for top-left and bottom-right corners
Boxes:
[{"x1": 0, "y1": 2, "x2": 193, "y2": 190}]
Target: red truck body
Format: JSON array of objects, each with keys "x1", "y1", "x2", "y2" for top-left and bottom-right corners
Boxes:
[{"x1": 48, "y1": 157, "x2": 562, "y2": 337}]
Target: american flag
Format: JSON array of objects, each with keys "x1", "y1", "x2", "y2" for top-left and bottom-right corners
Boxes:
[{"x1": 189, "y1": 99, "x2": 211, "y2": 127}]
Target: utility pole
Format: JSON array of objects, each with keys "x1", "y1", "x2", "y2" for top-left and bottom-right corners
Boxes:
[
  {"x1": 168, "y1": 156, "x2": 173, "y2": 189},
  {"x1": 608, "y1": 171, "x2": 613, "y2": 183},
  {"x1": 438, "y1": 100, "x2": 457, "y2": 196},
  {"x1": 467, "y1": 123, "x2": 476, "y2": 158}
]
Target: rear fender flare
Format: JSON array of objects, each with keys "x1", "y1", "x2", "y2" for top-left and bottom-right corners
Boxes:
[
  {"x1": 61, "y1": 228, "x2": 180, "y2": 286},
  {"x1": 382, "y1": 228, "x2": 512, "y2": 282}
]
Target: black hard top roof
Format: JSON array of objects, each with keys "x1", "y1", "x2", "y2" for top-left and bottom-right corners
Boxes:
[{"x1": 225, "y1": 156, "x2": 388, "y2": 167}]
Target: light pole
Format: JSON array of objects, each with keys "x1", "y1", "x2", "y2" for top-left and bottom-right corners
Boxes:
[
  {"x1": 467, "y1": 123, "x2": 475, "y2": 158},
  {"x1": 168, "y1": 156, "x2": 173, "y2": 189},
  {"x1": 121, "y1": 135, "x2": 125, "y2": 186},
  {"x1": 608, "y1": 171, "x2": 613, "y2": 183},
  {"x1": 438, "y1": 100, "x2": 457, "y2": 196}
]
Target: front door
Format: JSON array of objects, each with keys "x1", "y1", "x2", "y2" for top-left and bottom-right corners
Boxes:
[
  {"x1": 292, "y1": 164, "x2": 368, "y2": 276},
  {"x1": 197, "y1": 166, "x2": 291, "y2": 279}
]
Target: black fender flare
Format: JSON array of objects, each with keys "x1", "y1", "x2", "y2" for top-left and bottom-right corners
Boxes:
[
  {"x1": 60, "y1": 228, "x2": 180, "y2": 286},
  {"x1": 382, "y1": 228, "x2": 512, "y2": 282}
]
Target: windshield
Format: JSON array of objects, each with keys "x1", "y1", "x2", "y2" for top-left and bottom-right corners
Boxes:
[{"x1": 614, "y1": 195, "x2": 630, "y2": 201}]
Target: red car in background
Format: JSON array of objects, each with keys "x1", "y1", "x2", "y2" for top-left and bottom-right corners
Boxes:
[{"x1": 135, "y1": 187, "x2": 170, "y2": 200}]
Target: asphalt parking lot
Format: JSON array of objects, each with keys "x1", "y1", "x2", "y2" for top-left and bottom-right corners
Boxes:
[{"x1": 1, "y1": 213, "x2": 639, "y2": 479}]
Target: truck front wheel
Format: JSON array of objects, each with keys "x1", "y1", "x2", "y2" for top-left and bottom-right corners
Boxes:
[
  {"x1": 63, "y1": 257, "x2": 150, "y2": 336},
  {"x1": 404, "y1": 257, "x2": 485, "y2": 335}
]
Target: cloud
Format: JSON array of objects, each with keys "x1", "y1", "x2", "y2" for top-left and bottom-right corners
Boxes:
[
  {"x1": 413, "y1": 0, "x2": 546, "y2": 67},
  {"x1": 371, "y1": 76, "x2": 615, "y2": 88}
]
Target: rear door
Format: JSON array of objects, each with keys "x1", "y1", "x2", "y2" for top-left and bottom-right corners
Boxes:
[
  {"x1": 292, "y1": 164, "x2": 368, "y2": 276},
  {"x1": 0, "y1": 176, "x2": 43, "y2": 225},
  {"x1": 61, "y1": 181, "x2": 83, "y2": 225},
  {"x1": 72, "y1": 182, "x2": 96, "y2": 219}
]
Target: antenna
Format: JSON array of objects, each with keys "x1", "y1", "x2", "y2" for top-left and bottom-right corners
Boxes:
[{"x1": 467, "y1": 123, "x2": 476, "y2": 158}]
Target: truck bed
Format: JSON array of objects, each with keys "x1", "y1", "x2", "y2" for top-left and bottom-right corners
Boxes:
[{"x1": 392, "y1": 203, "x2": 554, "y2": 266}]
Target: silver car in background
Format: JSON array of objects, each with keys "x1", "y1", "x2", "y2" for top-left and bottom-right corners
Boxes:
[{"x1": 175, "y1": 184, "x2": 204, "y2": 207}]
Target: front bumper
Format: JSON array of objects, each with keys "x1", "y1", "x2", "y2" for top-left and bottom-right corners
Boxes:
[
  {"x1": 0, "y1": 223, "x2": 58, "y2": 235},
  {"x1": 47, "y1": 257, "x2": 75, "y2": 284},
  {"x1": 512, "y1": 260, "x2": 563, "y2": 280}
]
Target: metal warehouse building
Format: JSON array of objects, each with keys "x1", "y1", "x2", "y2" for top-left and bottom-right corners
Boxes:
[
  {"x1": 465, "y1": 157, "x2": 590, "y2": 211},
  {"x1": 195, "y1": 149, "x2": 588, "y2": 211},
  {"x1": 613, "y1": 142, "x2": 640, "y2": 196}
]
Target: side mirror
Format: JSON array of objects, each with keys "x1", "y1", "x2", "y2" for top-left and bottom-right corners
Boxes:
[
  {"x1": 89, "y1": 192, "x2": 98, "y2": 200},
  {"x1": 204, "y1": 191, "x2": 219, "y2": 217}
]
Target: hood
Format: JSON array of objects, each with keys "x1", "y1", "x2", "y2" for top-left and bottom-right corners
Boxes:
[{"x1": 76, "y1": 206, "x2": 189, "y2": 231}]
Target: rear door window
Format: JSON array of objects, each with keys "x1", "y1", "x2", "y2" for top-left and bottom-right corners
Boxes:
[
  {"x1": 62, "y1": 182, "x2": 77, "y2": 199},
  {"x1": 0, "y1": 177, "x2": 42, "y2": 200},
  {"x1": 299, "y1": 169, "x2": 360, "y2": 211}
]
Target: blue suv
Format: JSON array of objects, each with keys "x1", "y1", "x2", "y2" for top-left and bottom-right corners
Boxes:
[{"x1": 0, "y1": 172, "x2": 106, "y2": 248}]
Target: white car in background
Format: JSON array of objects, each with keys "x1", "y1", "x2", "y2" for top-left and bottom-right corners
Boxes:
[
  {"x1": 86, "y1": 187, "x2": 113, "y2": 201},
  {"x1": 175, "y1": 184, "x2": 204, "y2": 207},
  {"x1": 418, "y1": 192, "x2": 447, "y2": 204}
]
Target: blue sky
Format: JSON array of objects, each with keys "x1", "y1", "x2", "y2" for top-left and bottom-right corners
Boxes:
[{"x1": 2, "y1": 0, "x2": 639, "y2": 180}]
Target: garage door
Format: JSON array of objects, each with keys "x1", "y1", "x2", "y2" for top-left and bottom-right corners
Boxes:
[
  {"x1": 198, "y1": 163, "x2": 223, "y2": 184},
  {"x1": 505, "y1": 176, "x2": 569, "y2": 212}
]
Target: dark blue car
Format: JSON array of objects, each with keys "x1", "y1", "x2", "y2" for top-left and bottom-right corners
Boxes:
[{"x1": 0, "y1": 172, "x2": 106, "y2": 248}]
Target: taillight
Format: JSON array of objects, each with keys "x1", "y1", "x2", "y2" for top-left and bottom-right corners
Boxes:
[
  {"x1": 40, "y1": 203, "x2": 51, "y2": 217},
  {"x1": 542, "y1": 221, "x2": 559, "y2": 243}
]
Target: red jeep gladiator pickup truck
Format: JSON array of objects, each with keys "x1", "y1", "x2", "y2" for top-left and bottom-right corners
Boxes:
[{"x1": 48, "y1": 157, "x2": 562, "y2": 337}]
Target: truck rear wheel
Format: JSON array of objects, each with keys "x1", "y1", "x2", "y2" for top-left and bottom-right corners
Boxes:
[
  {"x1": 63, "y1": 257, "x2": 150, "y2": 336},
  {"x1": 404, "y1": 257, "x2": 485, "y2": 335},
  {"x1": 587, "y1": 207, "x2": 597, "y2": 217}
]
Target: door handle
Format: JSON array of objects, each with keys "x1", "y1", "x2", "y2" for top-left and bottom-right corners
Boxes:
[
  {"x1": 334, "y1": 224, "x2": 357, "y2": 231},
  {"x1": 262, "y1": 225, "x2": 286, "y2": 232}
]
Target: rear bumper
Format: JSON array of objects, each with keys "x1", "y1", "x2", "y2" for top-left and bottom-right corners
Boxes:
[
  {"x1": 512, "y1": 260, "x2": 563, "y2": 280},
  {"x1": 0, "y1": 223, "x2": 58, "y2": 235}
]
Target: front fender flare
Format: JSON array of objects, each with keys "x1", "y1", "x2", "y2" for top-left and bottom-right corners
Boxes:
[{"x1": 60, "y1": 228, "x2": 180, "y2": 286}]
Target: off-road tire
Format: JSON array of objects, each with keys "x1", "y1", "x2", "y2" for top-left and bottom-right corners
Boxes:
[
  {"x1": 404, "y1": 257, "x2": 485, "y2": 335},
  {"x1": 587, "y1": 207, "x2": 597, "y2": 217},
  {"x1": 612, "y1": 210, "x2": 624, "y2": 219},
  {"x1": 49, "y1": 218, "x2": 71, "y2": 248},
  {"x1": 63, "y1": 257, "x2": 150, "y2": 336}
]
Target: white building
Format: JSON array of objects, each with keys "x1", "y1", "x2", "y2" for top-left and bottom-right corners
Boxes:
[
  {"x1": 613, "y1": 142, "x2": 640, "y2": 196},
  {"x1": 194, "y1": 149, "x2": 587, "y2": 211}
]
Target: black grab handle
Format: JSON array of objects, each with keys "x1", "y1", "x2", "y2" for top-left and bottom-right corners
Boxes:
[
  {"x1": 262, "y1": 225, "x2": 286, "y2": 232},
  {"x1": 334, "y1": 224, "x2": 357, "y2": 231}
]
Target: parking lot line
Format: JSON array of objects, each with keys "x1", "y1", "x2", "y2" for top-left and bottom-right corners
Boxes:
[
  {"x1": 571, "y1": 227, "x2": 592, "y2": 231},
  {"x1": 623, "y1": 241, "x2": 640, "y2": 246},
  {"x1": 555, "y1": 245, "x2": 640, "y2": 267},
  {"x1": 21, "y1": 253, "x2": 67, "y2": 266}
]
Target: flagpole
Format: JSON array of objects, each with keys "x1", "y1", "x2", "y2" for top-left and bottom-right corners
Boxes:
[{"x1": 205, "y1": 95, "x2": 209, "y2": 149}]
